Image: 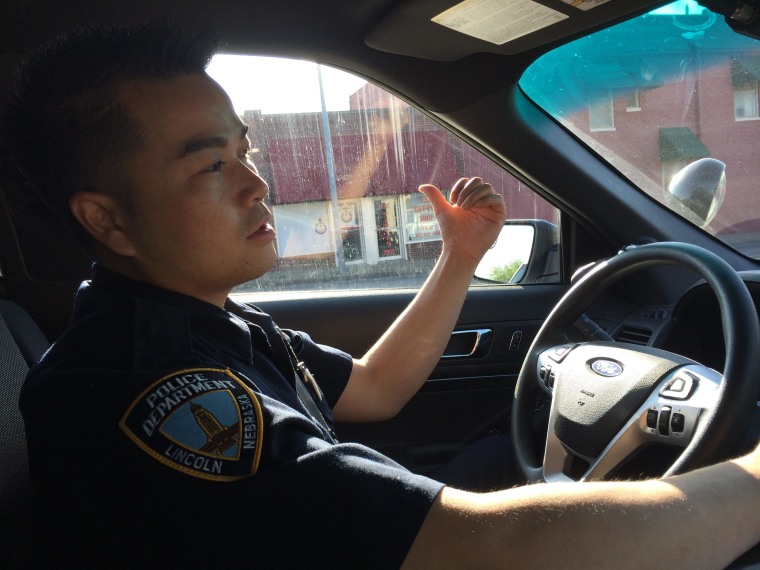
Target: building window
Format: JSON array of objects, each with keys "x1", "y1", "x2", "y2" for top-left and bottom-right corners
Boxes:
[
  {"x1": 374, "y1": 197, "x2": 402, "y2": 259},
  {"x1": 588, "y1": 92, "x2": 615, "y2": 131},
  {"x1": 339, "y1": 201, "x2": 364, "y2": 263},
  {"x1": 625, "y1": 90, "x2": 640, "y2": 112},
  {"x1": 273, "y1": 202, "x2": 334, "y2": 258},
  {"x1": 734, "y1": 83, "x2": 759, "y2": 120},
  {"x1": 404, "y1": 192, "x2": 440, "y2": 243}
]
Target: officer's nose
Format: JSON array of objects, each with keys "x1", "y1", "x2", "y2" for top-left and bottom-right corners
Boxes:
[{"x1": 238, "y1": 161, "x2": 269, "y2": 207}]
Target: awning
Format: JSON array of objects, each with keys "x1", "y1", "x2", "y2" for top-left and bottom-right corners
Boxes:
[
  {"x1": 658, "y1": 127, "x2": 710, "y2": 162},
  {"x1": 265, "y1": 125, "x2": 459, "y2": 204},
  {"x1": 732, "y1": 56, "x2": 760, "y2": 87}
]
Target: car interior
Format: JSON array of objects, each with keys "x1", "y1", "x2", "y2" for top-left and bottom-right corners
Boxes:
[{"x1": 3, "y1": 0, "x2": 760, "y2": 566}]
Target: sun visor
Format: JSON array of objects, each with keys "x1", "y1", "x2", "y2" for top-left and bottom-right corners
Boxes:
[{"x1": 365, "y1": 0, "x2": 663, "y2": 61}]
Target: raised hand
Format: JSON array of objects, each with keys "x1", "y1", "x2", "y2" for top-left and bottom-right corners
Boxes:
[{"x1": 418, "y1": 176, "x2": 507, "y2": 264}]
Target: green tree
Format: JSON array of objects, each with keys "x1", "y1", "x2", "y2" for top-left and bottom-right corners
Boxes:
[{"x1": 489, "y1": 260, "x2": 523, "y2": 282}]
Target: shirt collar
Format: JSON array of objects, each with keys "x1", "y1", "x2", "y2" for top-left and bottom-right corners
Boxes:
[
  {"x1": 74, "y1": 264, "x2": 257, "y2": 367},
  {"x1": 84, "y1": 264, "x2": 228, "y2": 314}
]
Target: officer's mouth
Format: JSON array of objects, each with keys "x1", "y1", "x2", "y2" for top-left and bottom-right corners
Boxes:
[{"x1": 247, "y1": 218, "x2": 276, "y2": 241}]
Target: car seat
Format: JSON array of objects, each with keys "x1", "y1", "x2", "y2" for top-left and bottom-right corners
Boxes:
[{"x1": 0, "y1": 300, "x2": 49, "y2": 567}]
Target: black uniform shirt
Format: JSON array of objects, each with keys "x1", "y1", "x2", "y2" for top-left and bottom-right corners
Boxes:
[{"x1": 20, "y1": 266, "x2": 443, "y2": 568}]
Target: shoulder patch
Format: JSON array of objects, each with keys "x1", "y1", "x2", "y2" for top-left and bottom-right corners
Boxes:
[{"x1": 119, "y1": 368, "x2": 263, "y2": 481}]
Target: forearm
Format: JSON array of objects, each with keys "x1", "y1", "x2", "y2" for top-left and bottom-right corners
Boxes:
[
  {"x1": 364, "y1": 248, "x2": 478, "y2": 402},
  {"x1": 332, "y1": 177, "x2": 506, "y2": 422},
  {"x1": 405, "y1": 454, "x2": 760, "y2": 569},
  {"x1": 333, "y1": 248, "x2": 477, "y2": 421}
]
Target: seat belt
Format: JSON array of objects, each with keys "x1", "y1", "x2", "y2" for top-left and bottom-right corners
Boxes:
[{"x1": 223, "y1": 299, "x2": 337, "y2": 439}]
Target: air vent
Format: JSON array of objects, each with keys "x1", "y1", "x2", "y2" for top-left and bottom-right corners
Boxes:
[{"x1": 615, "y1": 326, "x2": 653, "y2": 346}]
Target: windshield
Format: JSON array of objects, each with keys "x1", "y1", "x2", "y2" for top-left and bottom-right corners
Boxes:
[{"x1": 520, "y1": 0, "x2": 760, "y2": 260}]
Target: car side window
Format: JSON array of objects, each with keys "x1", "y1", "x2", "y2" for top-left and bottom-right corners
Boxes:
[{"x1": 207, "y1": 55, "x2": 560, "y2": 293}]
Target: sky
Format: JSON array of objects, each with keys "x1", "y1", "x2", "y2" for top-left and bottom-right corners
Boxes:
[{"x1": 206, "y1": 54, "x2": 368, "y2": 115}]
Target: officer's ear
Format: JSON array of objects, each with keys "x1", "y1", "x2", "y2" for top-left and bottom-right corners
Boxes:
[{"x1": 69, "y1": 191, "x2": 138, "y2": 257}]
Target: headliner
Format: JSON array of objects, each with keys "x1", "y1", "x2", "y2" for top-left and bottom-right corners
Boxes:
[{"x1": 2, "y1": 0, "x2": 665, "y2": 113}]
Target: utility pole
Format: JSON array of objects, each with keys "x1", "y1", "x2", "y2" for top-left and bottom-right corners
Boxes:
[{"x1": 318, "y1": 65, "x2": 346, "y2": 272}]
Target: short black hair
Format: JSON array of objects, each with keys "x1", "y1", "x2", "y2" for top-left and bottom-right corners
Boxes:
[{"x1": 2, "y1": 20, "x2": 223, "y2": 244}]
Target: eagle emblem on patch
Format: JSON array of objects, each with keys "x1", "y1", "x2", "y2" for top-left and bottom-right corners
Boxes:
[{"x1": 120, "y1": 368, "x2": 263, "y2": 481}]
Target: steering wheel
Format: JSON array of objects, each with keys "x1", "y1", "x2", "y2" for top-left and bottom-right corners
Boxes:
[{"x1": 512, "y1": 242, "x2": 760, "y2": 483}]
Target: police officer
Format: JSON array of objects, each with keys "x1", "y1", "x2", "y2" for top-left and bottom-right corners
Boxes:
[{"x1": 5, "y1": 21, "x2": 760, "y2": 569}]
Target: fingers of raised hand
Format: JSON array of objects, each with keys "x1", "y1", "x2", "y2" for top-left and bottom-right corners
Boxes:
[
  {"x1": 450, "y1": 177, "x2": 498, "y2": 210},
  {"x1": 448, "y1": 177, "x2": 471, "y2": 203}
]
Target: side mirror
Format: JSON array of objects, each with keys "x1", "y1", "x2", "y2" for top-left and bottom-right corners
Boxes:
[
  {"x1": 474, "y1": 220, "x2": 559, "y2": 284},
  {"x1": 666, "y1": 158, "x2": 726, "y2": 229}
]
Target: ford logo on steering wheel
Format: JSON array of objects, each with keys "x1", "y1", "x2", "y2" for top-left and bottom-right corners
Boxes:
[{"x1": 590, "y1": 359, "x2": 623, "y2": 377}]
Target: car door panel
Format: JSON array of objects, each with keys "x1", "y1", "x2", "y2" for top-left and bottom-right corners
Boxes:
[{"x1": 250, "y1": 283, "x2": 565, "y2": 474}]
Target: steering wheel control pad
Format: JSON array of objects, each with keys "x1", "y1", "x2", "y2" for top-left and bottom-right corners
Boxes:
[{"x1": 539, "y1": 342, "x2": 692, "y2": 459}]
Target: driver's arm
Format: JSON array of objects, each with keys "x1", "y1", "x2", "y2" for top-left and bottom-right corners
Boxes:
[
  {"x1": 332, "y1": 177, "x2": 506, "y2": 423},
  {"x1": 404, "y1": 446, "x2": 760, "y2": 569}
]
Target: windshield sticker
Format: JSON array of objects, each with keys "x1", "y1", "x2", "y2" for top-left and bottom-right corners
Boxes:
[
  {"x1": 560, "y1": 0, "x2": 611, "y2": 11},
  {"x1": 432, "y1": 0, "x2": 568, "y2": 45},
  {"x1": 120, "y1": 368, "x2": 263, "y2": 481}
]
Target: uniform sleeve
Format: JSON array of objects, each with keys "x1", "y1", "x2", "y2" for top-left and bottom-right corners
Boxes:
[
  {"x1": 282, "y1": 328, "x2": 353, "y2": 408},
  {"x1": 24, "y1": 367, "x2": 443, "y2": 569},
  {"x1": 233, "y1": 440, "x2": 444, "y2": 568},
  {"x1": 99, "y1": 441, "x2": 442, "y2": 568}
]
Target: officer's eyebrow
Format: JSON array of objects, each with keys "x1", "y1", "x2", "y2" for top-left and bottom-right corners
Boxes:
[{"x1": 177, "y1": 123, "x2": 250, "y2": 159}]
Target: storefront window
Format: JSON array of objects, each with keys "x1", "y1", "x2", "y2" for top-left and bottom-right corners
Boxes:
[
  {"x1": 339, "y1": 201, "x2": 363, "y2": 262},
  {"x1": 374, "y1": 198, "x2": 402, "y2": 259},
  {"x1": 405, "y1": 192, "x2": 440, "y2": 242},
  {"x1": 273, "y1": 202, "x2": 333, "y2": 258}
]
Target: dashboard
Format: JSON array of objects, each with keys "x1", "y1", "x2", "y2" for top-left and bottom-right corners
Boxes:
[
  {"x1": 584, "y1": 268, "x2": 760, "y2": 431},
  {"x1": 583, "y1": 267, "x2": 760, "y2": 372}
]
